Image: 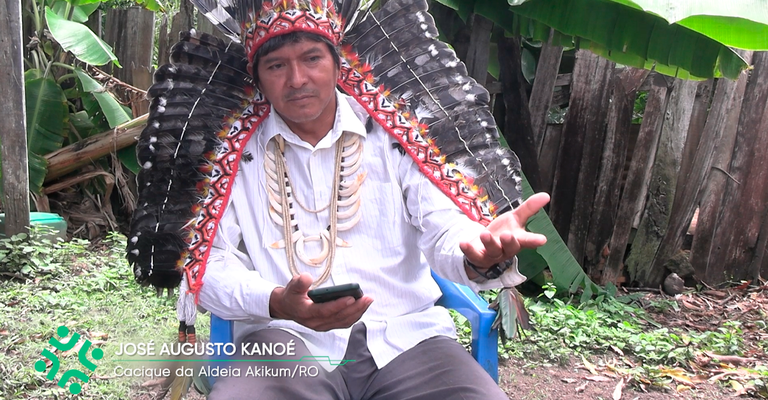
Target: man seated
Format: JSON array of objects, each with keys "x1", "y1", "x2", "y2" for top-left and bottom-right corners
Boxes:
[{"x1": 196, "y1": 17, "x2": 550, "y2": 399}]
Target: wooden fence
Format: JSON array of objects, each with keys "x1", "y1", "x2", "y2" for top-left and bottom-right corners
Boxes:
[{"x1": 87, "y1": 7, "x2": 767, "y2": 288}]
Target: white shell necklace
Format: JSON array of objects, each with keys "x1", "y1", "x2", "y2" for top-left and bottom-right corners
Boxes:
[{"x1": 265, "y1": 132, "x2": 366, "y2": 287}]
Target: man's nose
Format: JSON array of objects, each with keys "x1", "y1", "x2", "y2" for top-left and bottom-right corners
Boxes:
[{"x1": 287, "y1": 62, "x2": 308, "y2": 88}]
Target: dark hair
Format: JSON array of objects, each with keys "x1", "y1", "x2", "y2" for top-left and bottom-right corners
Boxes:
[{"x1": 252, "y1": 31, "x2": 341, "y2": 84}]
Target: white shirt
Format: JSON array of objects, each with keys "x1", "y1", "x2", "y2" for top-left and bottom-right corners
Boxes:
[{"x1": 198, "y1": 91, "x2": 514, "y2": 371}]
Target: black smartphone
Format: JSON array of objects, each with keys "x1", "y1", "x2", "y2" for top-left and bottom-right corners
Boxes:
[{"x1": 307, "y1": 283, "x2": 363, "y2": 303}]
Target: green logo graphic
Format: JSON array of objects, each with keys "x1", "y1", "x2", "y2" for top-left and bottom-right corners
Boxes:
[{"x1": 34, "y1": 325, "x2": 104, "y2": 395}]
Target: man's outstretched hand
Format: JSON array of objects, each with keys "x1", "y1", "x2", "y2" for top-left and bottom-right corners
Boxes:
[
  {"x1": 460, "y1": 192, "x2": 550, "y2": 278},
  {"x1": 269, "y1": 273, "x2": 373, "y2": 331}
]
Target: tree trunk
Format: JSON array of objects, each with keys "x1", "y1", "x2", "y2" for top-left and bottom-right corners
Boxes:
[{"x1": 0, "y1": 0, "x2": 30, "y2": 234}]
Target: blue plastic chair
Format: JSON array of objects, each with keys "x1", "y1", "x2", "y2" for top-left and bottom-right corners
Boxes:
[{"x1": 209, "y1": 270, "x2": 499, "y2": 382}]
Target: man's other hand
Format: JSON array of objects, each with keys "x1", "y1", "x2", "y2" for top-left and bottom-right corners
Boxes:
[
  {"x1": 269, "y1": 273, "x2": 374, "y2": 331},
  {"x1": 460, "y1": 192, "x2": 550, "y2": 277}
]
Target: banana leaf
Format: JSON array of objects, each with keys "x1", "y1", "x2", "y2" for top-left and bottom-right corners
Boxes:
[
  {"x1": 75, "y1": 68, "x2": 131, "y2": 129},
  {"x1": 45, "y1": 7, "x2": 120, "y2": 67},
  {"x1": 23, "y1": 75, "x2": 68, "y2": 194},
  {"x1": 517, "y1": 172, "x2": 599, "y2": 295},
  {"x1": 434, "y1": 0, "x2": 750, "y2": 80}
]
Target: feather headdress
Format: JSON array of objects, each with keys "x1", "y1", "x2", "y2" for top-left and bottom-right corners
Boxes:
[{"x1": 127, "y1": 0, "x2": 524, "y2": 344}]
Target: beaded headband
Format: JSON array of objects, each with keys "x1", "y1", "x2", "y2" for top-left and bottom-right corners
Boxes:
[{"x1": 244, "y1": 0, "x2": 344, "y2": 75}]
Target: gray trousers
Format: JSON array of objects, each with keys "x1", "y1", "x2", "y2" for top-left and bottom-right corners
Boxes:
[{"x1": 208, "y1": 323, "x2": 508, "y2": 400}]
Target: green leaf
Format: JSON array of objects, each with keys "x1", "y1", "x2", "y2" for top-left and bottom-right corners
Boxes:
[
  {"x1": 117, "y1": 145, "x2": 140, "y2": 174},
  {"x1": 74, "y1": 68, "x2": 131, "y2": 128},
  {"x1": 503, "y1": 0, "x2": 748, "y2": 79},
  {"x1": 517, "y1": 171, "x2": 597, "y2": 294},
  {"x1": 51, "y1": 2, "x2": 100, "y2": 23},
  {"x1": 25, "y1": 77, "x2": 69, "y2": 156},
  {"x1": 136, "y1": 0, "x2": 165, "y2": 12},
  {"x1": 520, "y1": 47, "x2": 536, "y2": 83},
  {"x1": 45, "y1": 7, "x2": 120, "y2": 67}
]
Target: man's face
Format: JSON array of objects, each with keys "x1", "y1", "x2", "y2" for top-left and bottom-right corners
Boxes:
[{"x1": 256, "y1": 39, "x2": 339, "y2": 127}]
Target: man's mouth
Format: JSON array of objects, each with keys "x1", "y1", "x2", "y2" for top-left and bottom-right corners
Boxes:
[{"x1": 287, "y1": 93, "x2": 314, "y2": 101}]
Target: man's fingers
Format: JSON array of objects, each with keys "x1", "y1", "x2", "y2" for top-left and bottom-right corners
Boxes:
[
  {"x1": 516, "y1": 231, "x2": 547, "y2": 249},
  {"x1": 286, "y1": 273, "x2": 313, "y2": 295},
  {"x1": 499, "y1": 231, "x2": 521, "y2": 258},
  {"x1": 307, "y1": 296, "x2": 373, "y2": 331},
  {"x1": 459, "y1": 240, "x2": 484, "y2": 262},
  {"x1": 480, "y1": 230, "x2": 504, "y2": 259},
  {"x1": 513, "y1": 192, "x2": 550, "y2": 225}
]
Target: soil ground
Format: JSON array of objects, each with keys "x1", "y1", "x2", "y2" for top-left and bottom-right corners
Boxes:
[
  {"x1": 134, "y1": 286, "x2": 767, "y2": 400},
  {"x1": 499, "y1": 286, "x2": 768, "y2": 399}
]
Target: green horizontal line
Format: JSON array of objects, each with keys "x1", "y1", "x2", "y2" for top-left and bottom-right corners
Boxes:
[{"x1": 114, "y1": 356, "x2": 355, "y2": 366}]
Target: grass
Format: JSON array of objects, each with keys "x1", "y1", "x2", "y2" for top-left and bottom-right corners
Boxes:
[
  {"x1": 0, "y1": 228, "x2": 764, "y2": 398},
  {"x1": 0, "y1": 229, "x2": 207, "y2": 399}
]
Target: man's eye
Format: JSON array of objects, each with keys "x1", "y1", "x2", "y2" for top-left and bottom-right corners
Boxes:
[
  {"x1": 308, "y1": 56, "x2": 321, "y2": 62},
  {"x1": 267, "y1": 63, "x2": 282, "y2": 70}
]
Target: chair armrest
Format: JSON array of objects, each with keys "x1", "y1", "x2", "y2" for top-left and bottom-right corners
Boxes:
[{"x1": 431, "y1": 270, "x2": 499, "y2": 382}]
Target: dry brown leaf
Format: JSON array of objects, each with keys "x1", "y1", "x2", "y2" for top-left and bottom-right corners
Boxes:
[
  {"x1": 682, "y1": 299, "x2": 704, "y2": 311},
  {"x1": 581, "y1": 355, "x2": 598, "y2": 375},
  {"x1": 575, "y1": 383, "x2": 588, "y2": 393},
  {"x1": 0, "y1": 330, "x2": 9, "y2": 336},
  {"x1": 610, "y1": 345, "x2": 625, "y2": 357},
  {"x1": 704, "y1": 351, "x2": 757, "y2": 366},
  {"x1": 561, "y1": 378, "x2": 577, "y2": 384},
  {"x1": 88, "y1": 331, "x2": 109, "y2": 340},
  {"x1": 612, "y1": 377, "x2": 625, "y2": 400},
  {"x1": 62, "y1": 340, "x2": 84, "y2": 357},
  {"x1": 659, "y1": 367, "x2": 697, "y2": 387},
  {"x1": 731, "y1": 379, "x2": 747, "y2": 395},
  {"x1": 583, "y1": 375, "x2": 613, "y2": 382}
]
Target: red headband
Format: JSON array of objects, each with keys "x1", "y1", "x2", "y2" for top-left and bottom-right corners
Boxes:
[{"x1": 244, "y1": 0, "x2": 343, "y2": 75}]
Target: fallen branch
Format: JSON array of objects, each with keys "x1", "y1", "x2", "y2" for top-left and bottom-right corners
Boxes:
[{"x1": 44, "y1": 114, "x2": 147, "y2": 182}]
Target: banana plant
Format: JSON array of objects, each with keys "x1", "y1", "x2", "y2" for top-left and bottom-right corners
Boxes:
[
  {"x1": 434, "y1": 0, "x2": 759, "y2": 80},
  {"x1": 1, "y1": 0, "x2": 138, "y2": 198}
]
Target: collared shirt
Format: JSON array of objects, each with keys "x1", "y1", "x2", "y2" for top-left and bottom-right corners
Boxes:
[{"x1": 198, "y1": 90, "x2": 515, "y2": 371}]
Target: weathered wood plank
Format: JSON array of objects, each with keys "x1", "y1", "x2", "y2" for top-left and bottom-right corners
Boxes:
[
  {"x1": 584, "y1": 67, "x2": 649, "y2": 282},
  {"x1": 156, "y1": 14, "x2": 170, "y2": 67},
  {"x1": 626, "y1": 78, "x2": 698, "y2": 287},
  {"x1": 656, "y1": 53, "x2": 751, "y2": 284},
  {"x1": 603, "y1": 78, "x2": 669, "y2": 284},
  {"x1": 0, "y1": 0, "x2": 30, "y2": 234},
  {"x1": 566, "y1": 61, "x2": 616, "y2": 265},
  {"x1": 691, "y1": 77, "x2": 751, "y2": 284},
  {"x1": 498, "y1": 35, "x2": 542, "y2": 192},
  {"x1": 465, "y1": 14, "x2": 493, "y2": 86},
  {"x1": 104, "y1": 8, "x2": 155, "y2": 115},
  {"x1": 529, "y1": 31, "x2": 563, "y2": 157},
  {"x1": 703, "y1": 51, "x2": 768, "y2": 284},
  {"x1": 673, "y1": 80, "x2": 715, "y2": 209},
  {"x1": 549, "y1": 50, "x2": 613, "y2": 242},
  {"x1": 538, "y1": 124, "x2": 562, "y2": 194}
]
